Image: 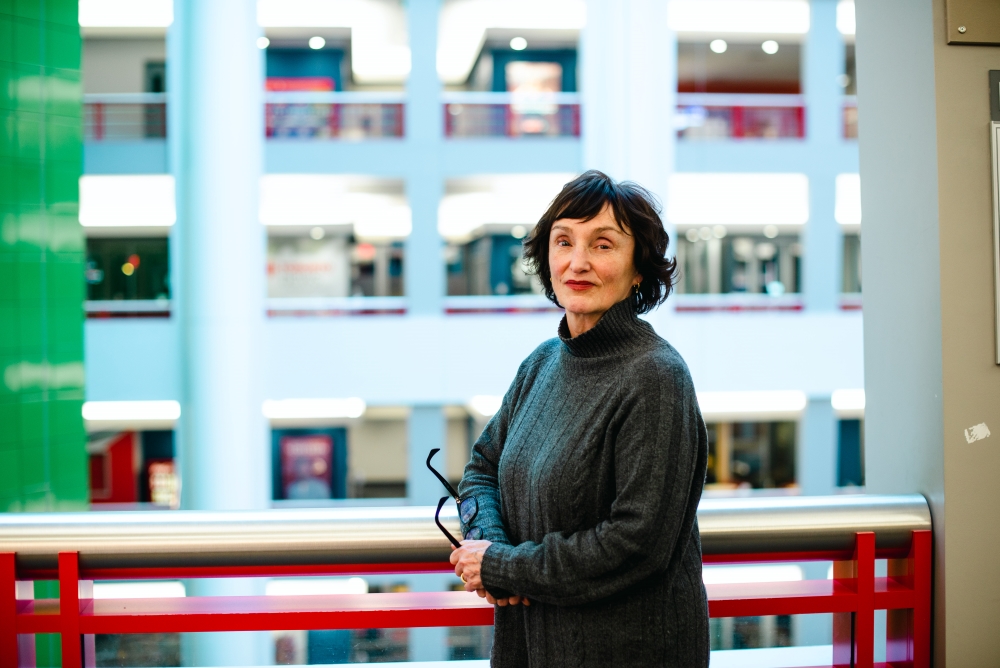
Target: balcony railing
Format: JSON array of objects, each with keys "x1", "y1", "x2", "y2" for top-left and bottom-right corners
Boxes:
[
  {"x1": 443, "y1": 92, "x2": 581, "y2": 138},
  {"x1": 844, "y1": 95, "x2": 859, "y2": 139},
  {"x1": 676, "y1": 93, "x2": 806, "y2": 139},
  {"x1": 84, "y1": 93, "x2": 167, "y2": 141},
  {"x1": 1, "y1": 494, "x2": 930, "y2": 667},
  {"x1": 265, "y1": 91, "x2": 405, "y2": 140}
]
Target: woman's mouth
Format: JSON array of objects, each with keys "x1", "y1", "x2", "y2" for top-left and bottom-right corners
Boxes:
[{"x1": 565, "y1": 280, "x2": 595, "y2": 291}]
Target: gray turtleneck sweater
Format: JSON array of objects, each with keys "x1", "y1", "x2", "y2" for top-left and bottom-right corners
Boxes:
[{"x1": 458, "y1": 298, "x2": 709, "y2": 667}]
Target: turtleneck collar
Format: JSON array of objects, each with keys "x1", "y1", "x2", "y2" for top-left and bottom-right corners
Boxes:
[{"x1": 558, "y1": 298, "x2": 656, "y2": 358}]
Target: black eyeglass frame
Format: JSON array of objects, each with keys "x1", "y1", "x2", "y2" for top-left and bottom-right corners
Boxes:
[{"x1": 426, "y1": 448, "x2": 481, "y2": 547}]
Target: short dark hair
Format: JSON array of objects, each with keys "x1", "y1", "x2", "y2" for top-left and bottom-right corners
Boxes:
[{"x1": 522, "y1": 169, "x2": 677, "y2": 314}]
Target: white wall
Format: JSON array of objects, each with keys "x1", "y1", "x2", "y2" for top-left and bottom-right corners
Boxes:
[{"x1": 83, "y1": 38, "x2": 166, "y2": 93}]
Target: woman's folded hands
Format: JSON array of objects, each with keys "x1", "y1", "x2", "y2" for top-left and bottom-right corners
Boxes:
[{"x1": 450, "y1": 539, "x2": 530, "y2": 607}]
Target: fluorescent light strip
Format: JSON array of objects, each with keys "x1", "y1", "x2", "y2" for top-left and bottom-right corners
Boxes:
[
  {"x1": 697, "y1": 391, "x2": 808, "y2": 418},
  {"x1": 265, "y1": 577, "x2": 368, "y2": 596},
  {"x1": 79, "y1": 0, "x2": 173, "y2": 27},
  {"x1": 469, "y1": 395, "x2": 503, "y2": 418},
  {"x1": 835, "y1": 173, "x2": 861, "y2": 225},
  {"x1": 79, "y1": 175, "x2": 176, "y2": 228},
  {"x1": 262, "y1": 398, "x2": 366, "y2": 420},
  {"x1": 702, "y1": 565, "x2": 803, "y2": 585},
  {"x1": 82, "y1": 401, "x2": 181, "y2": 422},
  {"x1": 93, "y1": 581, "x2": 185, "y2": 599},
  {"x1": 667, "y1": 173, "x2": 809, "y2": 226},
  {"x1": 836, "y1": 0, "x2": 856, "y2": 36},
  {"x1": 667, "y1": 0, "x2": 810, "y2": 35},
  {"x1": 831, "y1": 389, "x2": 865, "y2": 412}
]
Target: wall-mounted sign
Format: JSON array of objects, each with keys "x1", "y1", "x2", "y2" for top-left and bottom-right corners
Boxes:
[{"x1": 946, "y1": 0, "x2": 1000, "y2": 45}]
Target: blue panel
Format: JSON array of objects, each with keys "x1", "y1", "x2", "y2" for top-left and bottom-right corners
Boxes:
[
  {"x1": 837, "y1": 419, "x2": 863, "y2": 487},
  {"x1": 490, "y1": 49, "x2": 578, "y2": 92},
  {"x1": 83, "y1": 140, "x2": 169, "y2": 174},
  {"x1": 266, "y1": 48, "x2": 345, "y2": 90}
]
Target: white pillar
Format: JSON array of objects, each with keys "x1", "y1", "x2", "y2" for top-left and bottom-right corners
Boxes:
[
  {"x1": 169, "y1": 0, "x2": 270, "y2": 664},
  {"x1": 801, "y1": 0, "x2": 844, "y2": 311},
  {"x1": 798, "y1": 396, "x2": 838, "y2": 495},
  {"x1": 581, "y1": 0, "x2": 675, "y2": 199},
  {"x1": 408, "y1": 405, "x2": 447, "y2": 505},
  {"x1": 405, "y1": 0, "x2": 444, "y2": 315}
]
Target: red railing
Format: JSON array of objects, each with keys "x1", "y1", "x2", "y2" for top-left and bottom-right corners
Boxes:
[
  {"x1": 677, "y1": 93, "x2": 806, "y2": 139},
  {"x1": 443, "y1": 92, "x2": 581, "y2": 138},
  {"x1": 2, "y1": 529, "x2": 929, "y2": 667},
  {"x1": 265, "y1": 92, "x2": 405, "y2": 139},
  {"x1": 84, "y1": 94, "x2": 167, "y2": 141}
]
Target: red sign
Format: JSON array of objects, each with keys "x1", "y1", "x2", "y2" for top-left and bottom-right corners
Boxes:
[{"x1": 266, "y1": 77, "x2": 336, "y2": 92}]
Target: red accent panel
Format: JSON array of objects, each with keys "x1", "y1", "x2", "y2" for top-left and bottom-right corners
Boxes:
[
  {"x1": 1, "y1": 553, "x2": 16, "y2": 668},
  {"x1": 90, "y1": 432, "x2": 137, "y2": 504},
  {"x1": 15, "y1": 599, "x2": 60, "y2": 634},
  {"x1": 59, "y1": 553, "x2": 82, "y2": 668}
]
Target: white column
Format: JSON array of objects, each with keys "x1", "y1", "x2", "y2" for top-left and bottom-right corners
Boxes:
[
  {"x1": 801, "y1": 0, "x2": 844, "y2": 311},
  {"x1": 581, "y1": 0, "x2": 675, "y2": 199},
  {"x1": 169, "y1": 0, "x2": 270, "y2": 664},
  {"x1": 798, "y1": 396, "x2": 838, "y2": 495}
]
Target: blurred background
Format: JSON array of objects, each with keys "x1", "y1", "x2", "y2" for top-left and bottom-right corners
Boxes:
[{"x1": 2, "y1": 0, "x2": 866, "y2": 663}]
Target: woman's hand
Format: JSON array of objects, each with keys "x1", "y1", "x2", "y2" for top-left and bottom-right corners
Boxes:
[
  {"x1": 450, "y1": 539, "x2": 492, "y2": 591},
  {"x1": 451, "y1": 540, "x2": 530, "y2": 605},
  {"x1": 474, "y1": 588, "x2": 531, "y2": 607}
]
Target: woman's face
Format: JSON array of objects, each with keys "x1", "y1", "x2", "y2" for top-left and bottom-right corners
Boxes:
[{"x1": 548, "y1": 204, "x2": 640, "y2": 322}]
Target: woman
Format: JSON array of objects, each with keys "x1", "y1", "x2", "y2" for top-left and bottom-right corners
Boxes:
[{"x1": 450, "y1": 170, "x2": 709, "y2": 666}]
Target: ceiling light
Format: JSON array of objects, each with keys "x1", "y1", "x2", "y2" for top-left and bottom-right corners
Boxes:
[
  {"x1": 82, "y1": 401, "x2": 181, "y2": 422},
  {"x1": 79, "y1": 175, "x2": 176, "y2": 227},
  {"x1": 310, "y1": 226, "x2": 325, "y2": 240},
  {"x1": 257, "y1": 36, "x2": 270, "y2": 49},
  {"x1": 836, "y1": 0, "x2": 856, "y2": 35},
  {"x1": 469, "y1": 395, "x2": 503, "y2": 418},
  {"x1": 78, "y1": 0, "x2": 173, "y2": 27},
  {"x1": 696, "y1": 391, "x2": 808, "y2": 421},
  {"x1": 709, "y1": 39, "x2": 727, "y2": 54},
  {"x1": 835, "y1": 173, "x2": 862, "y2": 225},
  {"x1": 308, "y1": 35, "x2": 326, "y2": 50},
  {"x1": 510, "y1": 36, "x2": 528, "y2": 51},
  {"x1": 667, "y1": 173, "x2": 809, "y2": 226},
  {"x1": 668, "y1": 0, "x2": 810, "y2": 35},
  {"x1": 266, "y1": 577, "x2": 368, "y2": 597},
  {"x1": 511, "y1": 225, "x2": 527, "y2": 239},
  {"x1": 762, "y1": 39, "x2": 779, "y2": 54},
  {"x1": 763, "y1": 225, "x2": 779, "y2": 238},
  {"x1": 262, "y1": 398, "x2": 366, "y2": 420},
  {"x1": 831, "y1": 389, "x2": 866, "y2": 413}
]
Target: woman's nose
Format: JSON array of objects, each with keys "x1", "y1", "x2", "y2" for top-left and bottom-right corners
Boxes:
[{"x1": 568, "y1": 245, "x2": 590, "y2": 271}]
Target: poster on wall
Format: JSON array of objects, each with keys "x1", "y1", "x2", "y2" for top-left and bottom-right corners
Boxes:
[{"x1": 280, "y1": 434, "x2": 334, "y2": 500}]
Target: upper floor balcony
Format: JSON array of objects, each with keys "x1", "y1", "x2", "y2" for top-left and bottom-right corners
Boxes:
[{"x1": 83, "y1": 92, "x2": 858, "y2": 144}]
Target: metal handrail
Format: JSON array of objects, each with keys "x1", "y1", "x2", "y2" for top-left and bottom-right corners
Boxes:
[
  {"x1": 83, "y1": 93, "x2": 167, "y2": 104},
  {"x1": 0, "y1": 494, "x2": 930, "y2": 572}
]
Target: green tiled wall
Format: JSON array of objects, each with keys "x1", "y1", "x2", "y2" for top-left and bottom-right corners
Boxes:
[{"x1": 0, "y1": 0, "x2": 87, "y2": 512}]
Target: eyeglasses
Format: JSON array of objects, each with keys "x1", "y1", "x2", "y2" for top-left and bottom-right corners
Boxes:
[{"x1": 426, "y1": 448, "x2": 482, "y2": 547}]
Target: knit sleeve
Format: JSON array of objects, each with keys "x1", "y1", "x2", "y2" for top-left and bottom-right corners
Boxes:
[
  {"x1": 479, "y1": 357, "x2": 707, "y2": 606},
  {"x1": 457, "y1": 353, "x2": 534, "y2": 546}
]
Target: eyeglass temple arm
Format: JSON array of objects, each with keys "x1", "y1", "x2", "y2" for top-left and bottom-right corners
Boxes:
[
  {"x1": 426, "y1": 448, "x2": 461, "y2": 499},
  {"x1": 435, "y1": 496, "x2": 462, "y2": 548}
]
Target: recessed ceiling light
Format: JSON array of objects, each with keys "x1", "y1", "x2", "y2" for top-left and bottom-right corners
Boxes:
[
  {"x1": 257, "y1": 36, "x2": 270, "y2": 49},
  {"x1": 308, "y1": 35, "x2": 326, "y2": 50},
  {"x1": 509, "y1": 36, "x2": 528, "y2": 51},
  {"x1": 762, "y1": 40, "x2": 779, "y2": 54},
  {"x1": 709, "y1": 39, "x2": 727, "y2": 53}
]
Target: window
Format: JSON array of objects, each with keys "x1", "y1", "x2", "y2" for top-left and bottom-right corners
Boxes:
[
  {"x1": 676, "y1": 229, "x2": 801, "y2": 295},
  {"x1": 706, "y1": 421, "x2": 797, "y2": 489},
  {"x1": 267, "y1": 233, "x2": 404, "y2": 298},
  {"x1": 85, "y1": 237, "x2": 170, "y2": 301},
  {"x1": 446, "y1": 234, "x2": 540, "y2": 297},
  {"x1": 842, "y1": 233, "x2": 861, "y2": 293}
]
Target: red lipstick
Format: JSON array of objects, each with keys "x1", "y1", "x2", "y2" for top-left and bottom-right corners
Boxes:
[{"x1": 565, "y1": 280, "x2": 595, "y2": 291}]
